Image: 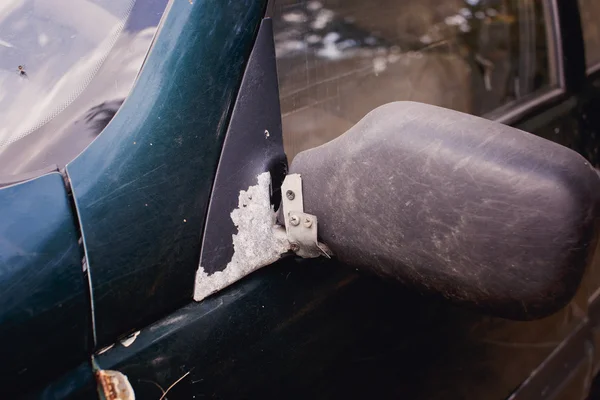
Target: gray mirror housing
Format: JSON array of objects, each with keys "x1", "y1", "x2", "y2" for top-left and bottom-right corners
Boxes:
[{"x1": 289, "y1": 102, "x2": 599, "y2": 320}]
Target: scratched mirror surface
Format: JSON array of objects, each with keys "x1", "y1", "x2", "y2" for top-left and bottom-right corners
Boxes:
[
  {"x1": 272, "y1": 0, "x2": 557, "y2": 160},
  {"x1": 0, "y1": 0, "x2": 168, "y2": 178}
]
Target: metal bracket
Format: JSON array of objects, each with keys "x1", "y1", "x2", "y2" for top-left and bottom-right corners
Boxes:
[{"x1": 281, "y1": 174, "x2": 331, "y2": 258}]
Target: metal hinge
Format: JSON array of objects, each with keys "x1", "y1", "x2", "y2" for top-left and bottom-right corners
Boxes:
[{"x1": 280, "y1": 174, "x2": 331, "y2": 259}]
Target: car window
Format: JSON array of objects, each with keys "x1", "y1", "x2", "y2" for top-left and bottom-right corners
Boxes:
[
  {"x1": 579, "y1": 0, "x2": 600, "y2": 71},
  {"x1": 273, "y1": 0, "x2": 556, "y2": 160},
  {"x1": 0, "y1": 0, "x2": 169, "y2": 178}
]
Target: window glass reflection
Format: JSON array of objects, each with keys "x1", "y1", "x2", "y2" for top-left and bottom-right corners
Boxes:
[{"x1": 273, "y1": 0, "x2": 554, "y2": 160}]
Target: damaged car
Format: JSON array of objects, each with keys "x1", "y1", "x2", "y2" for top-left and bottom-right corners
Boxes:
[{"x1": 2, "y1": 0, "x2": 600, "y2": 399}]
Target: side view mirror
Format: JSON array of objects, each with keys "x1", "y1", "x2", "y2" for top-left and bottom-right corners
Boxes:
[{"x1": 289, "y1": 102, "x2": 599, "y2": 320}]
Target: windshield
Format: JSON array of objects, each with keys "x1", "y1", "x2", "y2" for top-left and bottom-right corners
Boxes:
[{"x1": 0, "y1": 0, "x2": 168, "y2": 178}]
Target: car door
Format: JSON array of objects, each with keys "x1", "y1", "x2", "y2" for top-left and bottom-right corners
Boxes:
[{"x1": 89, "y1": 1, "x2": 597, "y2": 399}]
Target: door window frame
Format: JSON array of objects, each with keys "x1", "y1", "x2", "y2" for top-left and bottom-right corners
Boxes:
[{"x1": 487, "y1": 0, "x2": 565, "y2": 126}]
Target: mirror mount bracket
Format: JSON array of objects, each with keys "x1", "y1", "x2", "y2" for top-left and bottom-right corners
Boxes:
[{"x1": 281, "y1": 174, "x2": 332, "y2": 259}]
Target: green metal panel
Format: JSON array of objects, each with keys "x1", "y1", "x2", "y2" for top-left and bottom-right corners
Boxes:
[{"x1": 67, "y1": 0, "x2": 267, "y2": 347}]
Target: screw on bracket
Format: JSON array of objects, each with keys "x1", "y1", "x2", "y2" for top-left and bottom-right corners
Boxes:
[
  {"x1": 290, "y1": 214, "x2": 300, "y2": 226},
  {"x1": 303, "y1": 217, "x2": 312, "y2": 228},
  {"x1": 286, "y1": 190, "x2": 295, "y2": 200}
]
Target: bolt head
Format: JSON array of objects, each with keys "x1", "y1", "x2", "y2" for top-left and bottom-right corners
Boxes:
[
  {"x1": 290, "y1": 215, "x2": 300, "y2": 226},
  {"x1": 303, "y1": 217, "x2": 312, "y2": 228},
  {"x1": 286, "y1": 190, "x2": 295, "y2": 201},
  {"x1": 290, "y1": 243, "x2": 300, "y2": 252}
]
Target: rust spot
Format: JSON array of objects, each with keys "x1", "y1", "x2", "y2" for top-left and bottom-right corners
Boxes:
[{"x1": 96, "y1": 369, "x2": 135, "y2": 400}]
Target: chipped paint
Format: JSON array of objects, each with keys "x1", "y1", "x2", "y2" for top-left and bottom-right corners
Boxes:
[
  {"x1": 193, "y1": 173, "x2": 290, "y2": 301},
  {"x1": 119, "y1": 330, "x2": 140, "y2": 347},
  {"x1": 96, "y1": 369, "x2": 135, "y2": 400}
]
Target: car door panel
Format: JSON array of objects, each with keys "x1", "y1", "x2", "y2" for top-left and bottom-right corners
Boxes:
[{"x1": 91, "y1": 3, "x2": 593, "y2": 398}]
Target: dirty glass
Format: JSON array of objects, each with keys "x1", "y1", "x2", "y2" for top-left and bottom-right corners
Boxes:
[
  {"x1": 0, "y1": 0, "x2": 137, "y2": 148},
  {"x1": 273, "y1": 0, "x2": 555, "y2": 160},
  {"x1": 0, "y1": 0, "x2": 168, "y2": 178},
  {"x1": 579, "y1": 0, "x2": 600, "y2": 70}
]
